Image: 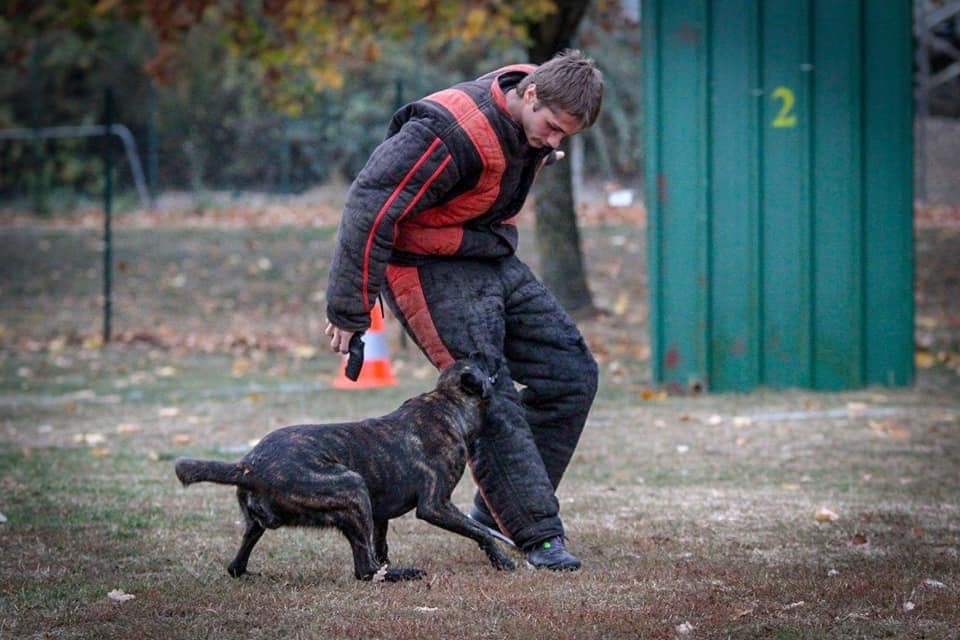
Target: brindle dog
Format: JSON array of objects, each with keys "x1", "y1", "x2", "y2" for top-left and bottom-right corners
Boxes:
[{"x1": 174, "y1": 356, "x2": 515, "y2": 582}]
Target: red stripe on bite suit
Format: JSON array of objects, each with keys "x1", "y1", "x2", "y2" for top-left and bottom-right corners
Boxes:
[
  {"x1": 422, "y1": 89, "x2": 504, "y2": 221},
  {"x1": 385, "y1": 264, "x2": 455, "y2": 370},
  {"x1": 392, "y1": 88, "x2": 506, "y2": 257},
  {"x1": 361, "y1": 137, "x2": 445, "y2": 306}
]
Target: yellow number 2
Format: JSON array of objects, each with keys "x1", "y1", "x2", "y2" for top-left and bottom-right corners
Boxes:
[{"x1": 771, "y1": 86, "x2": 797, "y2": 128}]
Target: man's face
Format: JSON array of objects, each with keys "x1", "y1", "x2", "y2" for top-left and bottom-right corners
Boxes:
[{"x1": 518, "y1": 84, "x2": 582, "y2": 150}]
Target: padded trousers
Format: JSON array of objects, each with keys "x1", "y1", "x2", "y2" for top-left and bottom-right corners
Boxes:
[{"x1": 383, "y1": 255, "x2": 598, "y2": 549}]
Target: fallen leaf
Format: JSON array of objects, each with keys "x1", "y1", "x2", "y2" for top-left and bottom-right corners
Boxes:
[
  {"x1": 641, "y1": 388, "x2": 667, "y2": 401},
  {"x1": 89, "y1": 447, "x2": 111, "y2": 457},
  {"x1": 848, "y1": 533, "x2": 869, "y2": 547},
  {"x1": 108, "y1": 589, "x2": 135, "y2": 603},
  {"x1": 73, "y1": 432, "x2": 106, "y2": 445},
  {"x1": 915, "y1": 351, "x2": 937, "y2": 369},
  {"x1": 903, "y1": 601, "x2": 916, "y2": 612},
  {"x1": 159, "y1": 407, "x2": 180, "y2": 418},
  {"x1": 172, "y1": 434, "x2": 193, "y2": 446},
  {"x1": 815, "y1": 507, "x2": 840, "y2": 522},
  {"x1": 846, "y1": 402, "x2": 869, "y2": 416},
  {"x1": 117, "y1": 423, "x2": 142, "y2": 434},
  {"x1": 612, "y1": 292, "x2": 629, "y2": 316},
  {"x1": 291, "y1": 344, "x2": 317, "y2": 359},
  {"x1": 676, "y1": 621, "x2": 694, "y2": 635},
  {"x1": 923, "y1": 579, "x2": 947, "y2": 589},
  {"x1": 156, "y1": 366, "x2": 177, "y2": 377},
  {"x1": 732, "y1": 606, "x2": 755, "y2": 619},
  {"x1": 869, "y1": 420, "x2": 911, "y2": 440},
  {"x1": 232, "y1": 357, "x2": 253, "y2": 377}
]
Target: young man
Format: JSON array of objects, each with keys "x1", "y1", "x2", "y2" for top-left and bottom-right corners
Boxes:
[{"x1": 324, "y1": 50, "x2": 603, "y2": 570}]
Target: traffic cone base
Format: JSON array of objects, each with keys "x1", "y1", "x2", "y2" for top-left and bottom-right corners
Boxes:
[
  {"x1": 333, "y1": 358, "x2": 398, "y2": 389},
  {"x1": 332, "y1": 301, "x2": 398, "y2": 389}
]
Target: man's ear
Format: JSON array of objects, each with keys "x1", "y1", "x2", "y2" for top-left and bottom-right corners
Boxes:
[{"x1": 524, "y1": 83, "x2": 538, "y2": 104}]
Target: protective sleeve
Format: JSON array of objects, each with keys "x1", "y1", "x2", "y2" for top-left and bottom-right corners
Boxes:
[{"x1": 325, "y1": 119, "x2": 460, "y2": 331}]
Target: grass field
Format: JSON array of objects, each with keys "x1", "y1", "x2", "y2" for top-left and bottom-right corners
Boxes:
[{"x1": 1, "y1": 207, "x2": 959, "y2": 639}]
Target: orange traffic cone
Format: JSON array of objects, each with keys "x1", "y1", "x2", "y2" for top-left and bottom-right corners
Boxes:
[{"x1": 333, "y1": 301, "x2": 398, "y2": 389}]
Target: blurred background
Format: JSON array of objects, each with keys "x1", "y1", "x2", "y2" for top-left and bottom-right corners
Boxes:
[
  {"x1": 1, "y1": 1, "x2": 959, "y2": 391},
  {"x1": 0, "y1": 0, "x2": 644, "y2": 213}
]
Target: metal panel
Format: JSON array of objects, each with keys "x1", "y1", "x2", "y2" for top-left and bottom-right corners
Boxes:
[
  {"x1": 863, "y1": 0, "x2": 915, "y2": 386},
  {"x1": 645, "y1": 0, "x2": 710, "y2": 389},
  {"x1": 811, "y1": 0, "x2": 864, "y2": 390},
  {"x1": 759, "y1": 1, "x2": 813, "y2": 387},
  {"x1": 708, "y1": 0, "x2": 761, "y2": 391},
  {"x1": 643, "y1": 0, "x2": 914, "y2": 392}
]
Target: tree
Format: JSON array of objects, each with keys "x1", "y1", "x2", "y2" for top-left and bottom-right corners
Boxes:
[
  {"x1": 525, "y1": 0, "x2": 594, "y2": 315},
  {"x1": 140, "y1": 0, "x2": 555, "y2": 114}
]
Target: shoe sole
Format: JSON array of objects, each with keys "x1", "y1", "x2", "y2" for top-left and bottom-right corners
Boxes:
[{"x1": 525, "y1": 560, "x2": 582, "y2": 571}]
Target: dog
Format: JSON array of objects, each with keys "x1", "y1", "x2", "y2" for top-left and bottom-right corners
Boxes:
[{"x1": 174, "y1": 356, "x2": 515, "y2": 582}]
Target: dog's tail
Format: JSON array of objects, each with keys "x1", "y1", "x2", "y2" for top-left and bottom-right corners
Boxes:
[{"x1": 175, "y1": 457, "x2": 250, "y2": 488}]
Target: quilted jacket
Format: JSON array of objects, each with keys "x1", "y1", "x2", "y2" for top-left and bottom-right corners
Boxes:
[{"x1": 325, "y1": 64, "x2": 555, "y2": 332}]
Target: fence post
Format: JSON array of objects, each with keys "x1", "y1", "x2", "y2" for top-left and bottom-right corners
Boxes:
[
  {"x1": 103, "y1": 88, "x2": 114, "y2": 344},
  {"x1": 147, "y1": 81, "x2": 159, "y2": 207}
]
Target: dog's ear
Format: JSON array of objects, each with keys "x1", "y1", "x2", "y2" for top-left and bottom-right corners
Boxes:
[{"x1": 459, "y1": 366, "x2": 490, "y2": 398}]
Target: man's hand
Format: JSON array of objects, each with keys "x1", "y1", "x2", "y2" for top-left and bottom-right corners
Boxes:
[{"x1": 325, "y1": 323, "x2": 356, "y2": 355}]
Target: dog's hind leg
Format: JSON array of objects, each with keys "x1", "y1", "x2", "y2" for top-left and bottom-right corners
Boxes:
[
  {"x1": 275, "y1": 466, "x2": 424, "y2": 582},
  {"x1": 227, "y1": 490, "x2": 266, "y2": 577},
  {"x1": 228, "y1": 520, "x2": 265, "y2": 577}
]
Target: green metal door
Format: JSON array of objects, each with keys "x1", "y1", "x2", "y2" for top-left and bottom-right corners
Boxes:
[{"x1": 643, "y1": 0, "x2": 914, "y2": 392}]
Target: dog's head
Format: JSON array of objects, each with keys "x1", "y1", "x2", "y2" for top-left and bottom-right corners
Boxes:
[{"x1": 438, "y1": 353, "x2": 501, "y2": 401}]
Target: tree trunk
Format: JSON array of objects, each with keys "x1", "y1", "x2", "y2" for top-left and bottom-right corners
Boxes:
[
  {"x1": 534, "y1": 155, "x2": 593, "y2": 313},
  {"x1": 526, "y1": 0, "x2": 595, "y2": 315}
]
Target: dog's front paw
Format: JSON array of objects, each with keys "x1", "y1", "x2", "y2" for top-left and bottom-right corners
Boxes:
[
  {"x1": 482, "y1": 543, "x2": 516, "y2": 571},
  {"x1": 491, "y1": 553, "x2": 516, "y2": 571},
  {"x1": 367, "y1": 565, "x2": 425, "y2": 582}
]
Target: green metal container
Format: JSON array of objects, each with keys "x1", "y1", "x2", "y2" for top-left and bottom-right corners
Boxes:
[{"x1": 643, "y1": 0, "x2": 914, "y2": 392}]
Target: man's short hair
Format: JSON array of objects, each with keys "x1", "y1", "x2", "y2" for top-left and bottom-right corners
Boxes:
[{"x1": 517, "y1": 49, "x2": 604, "y2": 129}]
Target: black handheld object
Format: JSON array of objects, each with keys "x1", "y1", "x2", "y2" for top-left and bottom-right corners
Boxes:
[{"x1": 344, "y1": 332, "x2": 365, "y2": 381}]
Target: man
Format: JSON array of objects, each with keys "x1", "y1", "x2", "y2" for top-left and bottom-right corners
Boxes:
[{"x1": 324, "y1": 50, "x2": 602, "y2": 570}]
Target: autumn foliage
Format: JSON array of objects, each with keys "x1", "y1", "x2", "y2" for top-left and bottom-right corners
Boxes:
[{"x1": 143, "y1": 0, "x2": 556, "y2": 99}]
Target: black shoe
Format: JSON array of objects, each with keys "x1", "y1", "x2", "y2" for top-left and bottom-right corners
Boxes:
[{"x1": 525, "y1": 536, "x2": 581, "y2": 571}]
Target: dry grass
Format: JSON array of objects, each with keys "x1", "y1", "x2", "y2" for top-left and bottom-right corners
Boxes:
[{"x1": 3, "y1": 350, "x2": 958, "y2": 639}]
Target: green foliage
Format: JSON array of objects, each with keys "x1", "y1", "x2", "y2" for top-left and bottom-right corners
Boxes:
[
  {"x1": 1, "y1": 9, "x2": 154, "y2": 208},
  {"x1": 0, "y1": 1, "x2": 643, "y2": 203}
]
